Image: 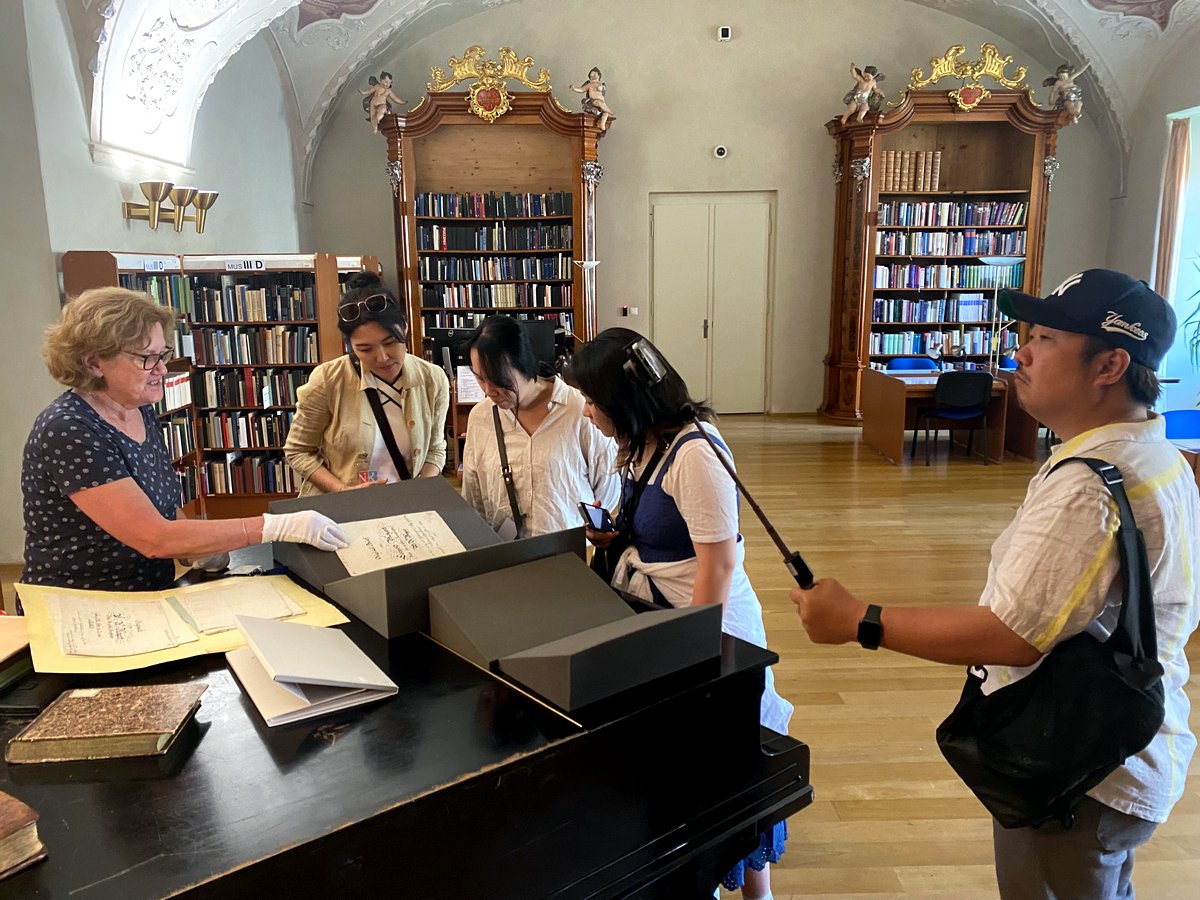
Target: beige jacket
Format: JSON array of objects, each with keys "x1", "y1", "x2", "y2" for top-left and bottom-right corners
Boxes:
[{"x1": 284, "y1": 354, "x2": 449, "y2": 496}]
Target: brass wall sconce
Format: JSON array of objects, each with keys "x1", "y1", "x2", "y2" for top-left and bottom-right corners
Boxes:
[{"x1": 122, "y1": 181, "x2": 219, "y2": 233}]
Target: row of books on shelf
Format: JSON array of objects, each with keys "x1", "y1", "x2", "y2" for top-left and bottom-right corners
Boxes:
[
  {"x1": 200, "y1": 453, "x2": 300, "y2": 496},
  {"x1": 192, "y1": 325, "x2": 319, "y2": 367},
  {"x1": 417, "y1": 254, "x2": 573, "y2": 282},
  {"x1": 191, "y1": 278, "x2": 317, "y2": 324},
  {"x1": 414, "y1": 190, "x2": 573, "y2": 218},
  {"x1": 160, "y1": 417, "x2": 195, "y2": 462},
  {"x1": 880, "y1": 149, "x2": 941, "y2": 192},
  {"x1": 869, "y1": 327, "x2": 1019, "y2": 356},
  {"x1": 867, "y1": 360, "x2": 1002, "y2": 372},
  {"x1": 420, "y1": 283, "x2": 572, "y2": 309},
  {"x1": 118, "y1": 273, "x2": 194, "y2": 318},
  {"x1": 194, "y1": 367, "x2": 308, "y2": 410},
  {"x1": 200, "y1": 410, "x2": 295, "y2": 450},
  {"x1": 156, "y1": 373, "x2": 193, "y2": 414},
  {"x1": 201, "y1": 453, "x2": 300, "y2": 496},
  {"x1": 417, "y1": 223, "x2": 573, "y2": 252},
  {"x1": 872, "y1": 293, "x2": 1007, "y2": 324},
  {"x1": 174, "y1": 466, "x2": 200, "y2": 507},
  {"x1": 421, "y1": 310, "x2": 575, "y2": 333},
  {"x1": 875, "y1": 229, "x2": 1027, "y2": 257},
  {"x1": 877, "y1": 199, "x2": 1028, "y2": 228},
  {"x1": 873, "y1": 262, "x2": 1024, "y2": 290}
]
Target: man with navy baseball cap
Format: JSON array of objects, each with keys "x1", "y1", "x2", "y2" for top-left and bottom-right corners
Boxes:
[
  {"x1": 793, "y1": 268, "x2": 1199, "y2": 898},
  {"x1": 999, "y1": 268, "x2": 1177, "y2": 370}
]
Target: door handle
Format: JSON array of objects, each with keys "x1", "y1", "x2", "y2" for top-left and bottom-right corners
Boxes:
[{"x1": 703, "y1": 318, "x2": 709, "y2": 339}]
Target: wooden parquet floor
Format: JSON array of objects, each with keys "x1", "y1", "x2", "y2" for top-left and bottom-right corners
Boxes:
[
  {"x1": 2, "y1": 415, "x2": 1197, "y2": 898},
  {"x1": 716, "y1": 415, "x2": 1200, "y2": 899}
]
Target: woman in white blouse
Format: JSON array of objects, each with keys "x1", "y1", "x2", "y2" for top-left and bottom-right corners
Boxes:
[{"x1": 461, "y1": 316, "x2": 619, "y2": 539}]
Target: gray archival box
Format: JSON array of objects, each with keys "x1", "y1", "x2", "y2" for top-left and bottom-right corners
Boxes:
[
  {"x1": 269, "y1": 480, "x2": 585, "y2": 637},
  {"x1": 429, "y1": 554, "x2": 723, "y2": 711}
]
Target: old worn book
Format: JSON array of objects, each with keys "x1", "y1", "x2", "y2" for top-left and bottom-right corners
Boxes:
[
  {"x1": 4, "y1": 683, "x2": 207, "y2": 764},
  {"x1": 0, "y1": 790, "x2": 47, "y2": 880}
]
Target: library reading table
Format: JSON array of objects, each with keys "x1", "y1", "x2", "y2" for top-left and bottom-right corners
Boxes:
[
  {"x1": 0, "y1": 573, "x2": 811, "y2": 898},
  {"x1": 861, "y1": 367, "x2": 1040, "y2": 464}
]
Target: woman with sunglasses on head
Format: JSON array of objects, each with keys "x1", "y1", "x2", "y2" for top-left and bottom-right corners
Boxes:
[
  {"x1": 460, "y1": 315, "x2": 619, "y2": 539},
  {"x1": 285, "y1": 272, "x2": 448, "y2": 495},
  {"x1": 568, "y1": 328, "x2": 793, "y2": 900},
  {"x1": 20, "y1": 288, "x2": 347, "y2": 595}
]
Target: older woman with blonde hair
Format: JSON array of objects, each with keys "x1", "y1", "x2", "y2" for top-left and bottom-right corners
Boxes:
[{"x1": 21, "y1": 287, "x2": 346, "y2": 593}]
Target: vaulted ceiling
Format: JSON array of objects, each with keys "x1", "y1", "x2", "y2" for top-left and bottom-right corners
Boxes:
[{"x1": 73, "y1": 0, "x2": 1200, "y2": 187}]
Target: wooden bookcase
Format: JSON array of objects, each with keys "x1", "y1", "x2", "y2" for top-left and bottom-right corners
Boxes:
[
  {"x1": 59, "y1": 251, "x2": 379, "y2": 518},
  {"x1": 819, "y1": 84, "x2": 1064, "y2": 424},
  {"x1": 382, "y1": 90, "x2": 606, "y2": 358}
]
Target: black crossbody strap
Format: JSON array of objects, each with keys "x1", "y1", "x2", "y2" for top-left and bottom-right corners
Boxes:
[
  {"x1": 1048, "y1": 456, "x2": 1158, "y2": 669},
  {"x1": 365, "y1": 387, "x2": 412, "y2": 481},
  {"x1": 493, "y1": 405, "x2": 526, "y2": 539},
  {"x1": 616, "y1": 443, "x2": 666, "y2": 541}
]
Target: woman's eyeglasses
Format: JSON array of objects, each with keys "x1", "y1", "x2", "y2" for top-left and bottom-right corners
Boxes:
[
  {"x1": 338, "y1": 293, "x2": 393, "y2": 323},
  {"x1": 123, "y1": 349, "x2": 175, "y2": 370}
]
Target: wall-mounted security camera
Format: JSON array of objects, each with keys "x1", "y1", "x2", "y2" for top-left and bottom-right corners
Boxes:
[
  {"x1": 713, "y1": 145, "x2": 728, "y2": 159},
  {"x1": 717, "y1": 26, "x2": 732, "y2": 42}
]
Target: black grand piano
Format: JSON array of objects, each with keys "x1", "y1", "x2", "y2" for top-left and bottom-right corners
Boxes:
[{"x1": 0, "y1": 588, "x2": 811, "y2": 898}]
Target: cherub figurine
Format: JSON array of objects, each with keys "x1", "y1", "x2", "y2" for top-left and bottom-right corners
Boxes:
[
  {"x1": 361, "y1": 71, "x2": 405, "y2": 134},
  {"x1": 841, "y1": 63, "x2": 885, "y2": 125},
  {"x1": 571, "y1": 67, "x2": 616, "y2": 131},
  {"x1": 1043, "y1": 62, "x2": 1089, "y2": 124}
]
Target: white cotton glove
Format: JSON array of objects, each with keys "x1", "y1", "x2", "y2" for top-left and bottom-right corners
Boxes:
[
  {"x1": 189, "y1": 552, "x2": 230, "y2": 573},
  {"x1": 261, "y1": 511, "x2": 350, "y2": 551}
]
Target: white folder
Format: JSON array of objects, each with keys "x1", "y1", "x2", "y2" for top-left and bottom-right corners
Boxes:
[{"x1": 226, "y1": 615, "x2": 397, "y2": 727}]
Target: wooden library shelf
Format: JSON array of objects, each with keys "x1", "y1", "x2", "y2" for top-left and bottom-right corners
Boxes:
[{"x1": 819, "y1": 73, "x2": 1065, "y2": 423}]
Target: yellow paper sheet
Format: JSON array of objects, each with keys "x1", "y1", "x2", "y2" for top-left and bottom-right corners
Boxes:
[{"x1": 15, "y1": 576, "x2": 349, "y2": 674}]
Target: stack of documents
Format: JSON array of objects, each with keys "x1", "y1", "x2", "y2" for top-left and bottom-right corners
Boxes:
[{"x1": 226, "y1": 616, "x2": 397, "y2": 726}]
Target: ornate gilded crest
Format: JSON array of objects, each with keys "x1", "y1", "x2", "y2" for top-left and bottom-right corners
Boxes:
[
  {"x1": 428, "y1": 46, "x2": 552, "y2": 123},
  {"x1": 907, "y1": 43, "x2": 1031, "y2": 111}
]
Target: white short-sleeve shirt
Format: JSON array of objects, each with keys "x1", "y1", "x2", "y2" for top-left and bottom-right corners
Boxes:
[{"x1": 979, "y1": 415, "x2": 1200, "y2": 822}]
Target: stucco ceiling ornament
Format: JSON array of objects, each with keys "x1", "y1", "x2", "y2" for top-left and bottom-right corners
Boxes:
[
  {"x1": 123, "y1": 16, "x2": 197, "y2": 132},
  {"x1": 428, "y1": 46, "x2": 551, "y2": 123},
  {"x1": 1096, "y1": 13, "x2": 1160, "y2": 39},
  {"x1": 170, "y1": 0, "x2": 245, "y2": 29},
  {"x1": 906, "y1": 42, "x2": 1032, "y2": 111},
  {"x1": 296, "y1": 0, "x2": 381, "y2": 30},
  {"x1": 1084, "y1": 0, "x2": 1183, "y2": 31}
]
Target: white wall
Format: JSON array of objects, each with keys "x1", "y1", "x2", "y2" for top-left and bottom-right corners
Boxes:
[
  {"x1": 308, "y1": 0, "x2": 1119, "y2": 413},
  {"x1": 0, "y1": 2, "x2": 304, "y2": 562},
  {"x1": 0, "y1": 0, "x2": 62, "y2": 566}
]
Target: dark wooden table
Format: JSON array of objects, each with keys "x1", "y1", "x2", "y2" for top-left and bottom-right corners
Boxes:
[{"x1": 0, "y1": 583, "x2": 811, "y2": 898}]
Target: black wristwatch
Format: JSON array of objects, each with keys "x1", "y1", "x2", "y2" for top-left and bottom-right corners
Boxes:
[{"x1": 857, "y1": 604, "x2": 883, "y2": 650}]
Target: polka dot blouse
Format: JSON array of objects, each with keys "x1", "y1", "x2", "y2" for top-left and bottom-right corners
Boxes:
[{"x1": 21, "y1": 391, "x2": 178, "y2": 591}]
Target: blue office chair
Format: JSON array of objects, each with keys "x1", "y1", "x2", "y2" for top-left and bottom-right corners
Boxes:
[
  {"x1": 997, "y1": 356, "x2": 1018, "y2": 370},
  {"x1": 910, "y1": 371, "x2": 995, "y2": 466},
  {"x1": 886, "y1": 357, "x2": 939, "y2": 372},
  {"x1": 1163, "y1": 409, "x2": 1200, "y2": 441}
]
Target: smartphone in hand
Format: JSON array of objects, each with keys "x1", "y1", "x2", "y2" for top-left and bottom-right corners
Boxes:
[{"x1": 578, "y1": 502, "x2": 617, "y2": 532}]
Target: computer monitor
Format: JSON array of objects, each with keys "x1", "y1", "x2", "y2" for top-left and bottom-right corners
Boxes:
[
  {"x1": 425, "y1": 327, "x2": 473, "y2": 378},
  {"x1": 426, "y1": 318, "x2": 558, "y2": 378}
]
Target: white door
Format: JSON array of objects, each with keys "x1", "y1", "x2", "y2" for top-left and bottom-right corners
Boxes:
[{"x1": 650, "y1": 193, "x2": 772, "y2": 413}]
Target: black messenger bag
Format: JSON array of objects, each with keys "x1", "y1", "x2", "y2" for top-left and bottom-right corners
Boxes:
[{"x1": 935, "y1": 457, "x2": 1165, "y2": 829}]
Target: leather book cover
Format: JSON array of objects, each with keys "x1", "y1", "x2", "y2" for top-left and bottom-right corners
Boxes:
[
  {"x1": 5, "y1": 683, "x2": 207, "y2": 764},
  {"x1": 0, "y1": 790, "x2": 47, "y2": 880}
]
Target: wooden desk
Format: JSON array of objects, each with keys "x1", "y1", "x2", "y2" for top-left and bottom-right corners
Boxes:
[
  {"x1": 0, "y1": 596, "x2": 811, "y2": 897},
  {"x1": 861, "y1": 368, "x2": 1009, "y2": 464}
]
